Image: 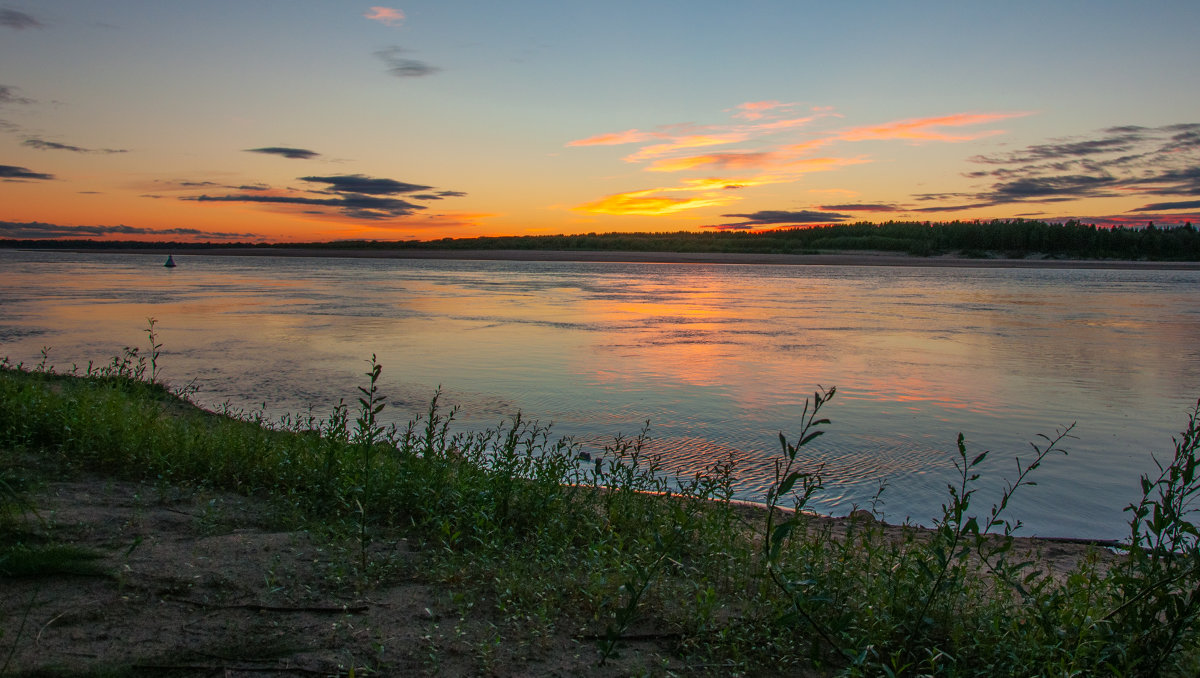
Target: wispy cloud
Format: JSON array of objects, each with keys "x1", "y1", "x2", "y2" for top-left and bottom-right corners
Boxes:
[
  {"x1": 836, "y1": 112, "x2": 1032, "y2": 143},
  {"x1": 0, "y1": 84, "x2": 33, "y2": 106},
  {"x1": 0, "y1": 220, "x2": 253, "y2": 240},
  {"x1": 375, "y1": 46, "x2": 439, "y2": 78},
  {"x1": 299, "y1": 174, "x2": 431, "y2": 195},
  {"x1": 24, "y1": 138, "x2": 127, "y2": 154},
  {"x1": 575, "y1": 188, "x2": 738, "y2": 216},
  {"x1": 365, "y1": 6, "x2": 405, "y2": 27},
  {"x1": 820, "y1": 203, "x2": 901, "y2": 212},
  {"x1": 185, "y1": 192, "x2": 428, "y2": 220},
  {"x1": 178, "y1": 172, "x2": 465, "y2": 221},
  {"x1": 936, "y1": 123, "x2": 1200, "y2": 213},
  {"x1": 245, "y1": 146, "x2": 319, "y2": 160},
  {"x1": 0, "y1": 8, "x2": 41, "y2": 30},
  {"x1": 567, "y1": 129, "x2": 658, "y2": 147},
  {"x1": 568, "y1": 104, "x2": 1023, "y2": 219},
  {"x1": 729, "y1": 101, "x2": 801, "y2": 121},
  {"x1": 708, "y1": 209, "x2": 853, "y2": 230},
  {"x1": 0, "y1": 84, "x2": 34, "y2": 133},
  {"x1": 0, "y1": 164, "x2": 54, "y2": 180},
  {"x1": 1130, "y1": 199, "x2": 1200, "y2": 212}
]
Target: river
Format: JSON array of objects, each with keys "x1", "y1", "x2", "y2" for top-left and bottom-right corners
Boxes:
[{"x1": 2, "y1": 249, "x2": 1198, "y2": 539}]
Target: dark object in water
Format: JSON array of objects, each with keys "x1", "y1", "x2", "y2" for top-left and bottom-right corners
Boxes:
[{"x1": 164, "y1": 255, "x2": 177, "y2": 268}]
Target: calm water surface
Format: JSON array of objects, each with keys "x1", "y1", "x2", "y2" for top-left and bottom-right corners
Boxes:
[{"x1": 3, "y1": 249, "x2": 1198, "y2": 539}]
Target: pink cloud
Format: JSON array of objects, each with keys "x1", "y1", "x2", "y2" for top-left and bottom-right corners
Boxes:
[
  {"x1": 566, "y1": 129, "x2": 655, "y2": 147},
  {"x1": 365, "y1": 7, "x2": 405, "y2": 27},
  {"x1": 730, "y1": 100, "x2": 806, "y2": 121},
  {"x1": 837, "y1": 112, "x2": 1033, "y2": 143}
]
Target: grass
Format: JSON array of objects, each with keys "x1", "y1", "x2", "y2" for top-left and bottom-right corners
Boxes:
[{"x1": 2, "y1": 333, "x2": 1200, "y2": 676}]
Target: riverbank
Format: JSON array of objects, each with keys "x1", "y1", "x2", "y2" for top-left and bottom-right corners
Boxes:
[
  {"x1": 45, "y1": 245, "x2": 1200, "y2": 269},
  {"x1": 3, "y1": 365, "x2": 1198, "y2": 675}
]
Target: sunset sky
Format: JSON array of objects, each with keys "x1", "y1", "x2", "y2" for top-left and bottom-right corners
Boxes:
[{"x1": 2, "y1": 1, "x2": 1199, "y2": 242}]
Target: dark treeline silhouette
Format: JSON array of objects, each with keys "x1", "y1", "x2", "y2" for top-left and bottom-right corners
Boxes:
[{"x1": 3, "y1": 219, "x2": 1199, "y2": 261}]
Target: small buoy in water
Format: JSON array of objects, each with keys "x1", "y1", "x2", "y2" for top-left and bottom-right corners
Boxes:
[{"x1": 164, "y1": 255, "x2": 177, "y2": 268}]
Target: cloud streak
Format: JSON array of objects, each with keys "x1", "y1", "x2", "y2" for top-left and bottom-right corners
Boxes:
[
  {"x1": 836, "y1": 112, "x2": 1032, "y2": 143},
  {"x1": 946, "y1": 124, "x2": 1200, "y2": 212},
  {"x1": 569, "y1": 104, "x2": 1026, "y2": 218},
  {"x1": 0, "y1": 164, "x2": 54, "y2": 180},
  {"x1": 245, "y1": 146, "x2": 320, "y2": 159},
  {"x1": 0, "y1": 84, "x2": 33, "y2": 106},
  {"x1": 179, "y1": 172, "x2": 465, "y2": 221},
  {"x1": 365, "y1": 7, "x2": 405, "y2": 27},
  {"x1": 24, "y1": 138, "x2": 127, "y2": 154},
  {"x1": 300, "y1": 174, "x2": 431, "y2": 195},
  {"x1": 0, "y1": 8, "x2": 41, "y2": 30},
  {"x1": 0, "y1": 220, "x2": 253, "y2": 240},
  {"x1": 375, "y1": 46, "x2": 439, "y2": 78},
  {"x1": 709, "y1": 209, "x2": 853, "y2": 229}
]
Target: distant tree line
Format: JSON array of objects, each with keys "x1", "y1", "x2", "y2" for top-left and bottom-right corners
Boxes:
[{"x1": 3, "y1": 219, "x2": 1199, "y2": 261}]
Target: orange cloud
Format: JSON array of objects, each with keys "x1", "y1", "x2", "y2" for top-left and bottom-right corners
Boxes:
[
  {"x1": 647, "y1": 150, "x2": 777, "y2": 172},
  {"x1": 365, "y1": 6, "x2": 405, "y2": 27},
  {"x1": 730, "y1": 100, "x2": 797, "y2": 120},
  {"x1": 567, "y1": 129, "x2": 655, "y2": 147},
  {"x1": 837, "y1": 112, "x2": 1033, "y2": 142},
  {"x1": 574, "y1": 188, "x2": 738, "y2": 216},
  {"x1": 625, "y1": 133, "x2": 750, "y2": 162}
]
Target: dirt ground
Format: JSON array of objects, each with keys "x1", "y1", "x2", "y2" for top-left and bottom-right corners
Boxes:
[
  {"x1": 2, "y1": 477, "x2": 692, "y2": 677},
  {"x1": 1, "y1": 476, "x2": 1121, "y2": 677}
]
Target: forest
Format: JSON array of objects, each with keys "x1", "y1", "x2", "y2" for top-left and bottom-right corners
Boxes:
[{"x1": 4, "y1": 219, "x2": 1199, "y2": 261}]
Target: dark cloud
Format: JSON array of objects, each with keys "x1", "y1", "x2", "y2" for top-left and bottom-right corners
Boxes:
[
  {"x1": 0, "y1": 84, "x2": 33, "y2": 106},
  {"x1": 375, "y1": 46, "x2": 440, "y2": 78},
  {"x1": 23, "y1": 138, "x2": 127, "y2": 154},
  {"x1": 923, "y1": 124, "x2": 1200, "y2": 213},
  {"x1": 711, "y1": 209, "x2": 852, "y2": 229},
  {"x1": 178, "y1": 172, "x2": 463, "y2": 221},
  {"x1": 971, "y1": 133, "x2": 1142, "y2": 166},
  {"x1": 991, "y1": 174, "x2": 1119, "y2": 200},
  {"x1": 1130, "y1": 199, "x2": 1200, "y2": 212},
  {"x1": 820, "y1": 203, "x2": 899, "y2": 212},
  {"x1": 245, "y1": 146, "x2": 320, "y2": 160},
  {"x1": 1127, "y1": 166, "x2": 1200, "y2": 195},
  {"x1": 0, "y1": 164, "x2": 54, "y2": 180},
  {"x1": 300, "y1": 174, "x2": 431, "y2": 195},
  {"x1": 706, "y1": 223, "x2": 757, "y2": 231},
  {"x1": 912, "y1": 202, "x2": 1000, "y2": 213},
  {"x1": 0, "y1": 8, "x2": 41, "y2": 30},
  {"x1": 0, "y1": 220, "x2": 253, "y2": 240},
  {"x1": 184, "y1": 192, "x2": 427, "y2": 220}
]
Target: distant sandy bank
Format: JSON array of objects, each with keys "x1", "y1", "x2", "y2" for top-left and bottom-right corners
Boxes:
[{"x1": 75, "y1": 246, "x2": 1200, "y2": 270}]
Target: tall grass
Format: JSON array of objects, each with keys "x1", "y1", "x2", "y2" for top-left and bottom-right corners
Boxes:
[{"x1": 2, "y1": 333, "x2": 1199, "y2": 675}]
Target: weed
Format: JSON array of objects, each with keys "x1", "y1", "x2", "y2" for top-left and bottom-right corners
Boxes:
[{"x1": 4, "y1": 335, "x2": 1200, "y2": 675}]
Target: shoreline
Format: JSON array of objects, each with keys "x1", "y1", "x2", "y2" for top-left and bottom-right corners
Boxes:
[{"x1": 37, "y1": 245, "x2": 1200, "y2": 270}]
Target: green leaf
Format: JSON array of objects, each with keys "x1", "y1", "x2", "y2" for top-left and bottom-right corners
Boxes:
[
  {"x1": 799, "y1": 430, "x2": 824, "y2": 447},
  {"x1": 777, "y1": 472, "x2": 802, "y2": 498}
]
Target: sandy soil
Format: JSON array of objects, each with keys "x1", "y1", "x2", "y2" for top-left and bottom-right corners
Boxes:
[
  {"x1": 2, "y1": 477, "x2": 681, "y2": 677},
  {"x1": 0, "y1": 474, "x2": 1124, "y2": 677}
]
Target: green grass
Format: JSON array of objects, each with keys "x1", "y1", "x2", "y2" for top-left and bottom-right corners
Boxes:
[{"x1": 2, "y1": 338, "x2": 1199, "y2": 676}]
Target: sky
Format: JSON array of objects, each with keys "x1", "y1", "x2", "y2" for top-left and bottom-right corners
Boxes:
[{"x1": 1, "y1": 0, "x2": 1199, "y2": 242}]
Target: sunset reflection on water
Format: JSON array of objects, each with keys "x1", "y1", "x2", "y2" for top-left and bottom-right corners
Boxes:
[{"x1": 2, "y1": 250, "x2": 1198, "y2": 539}]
